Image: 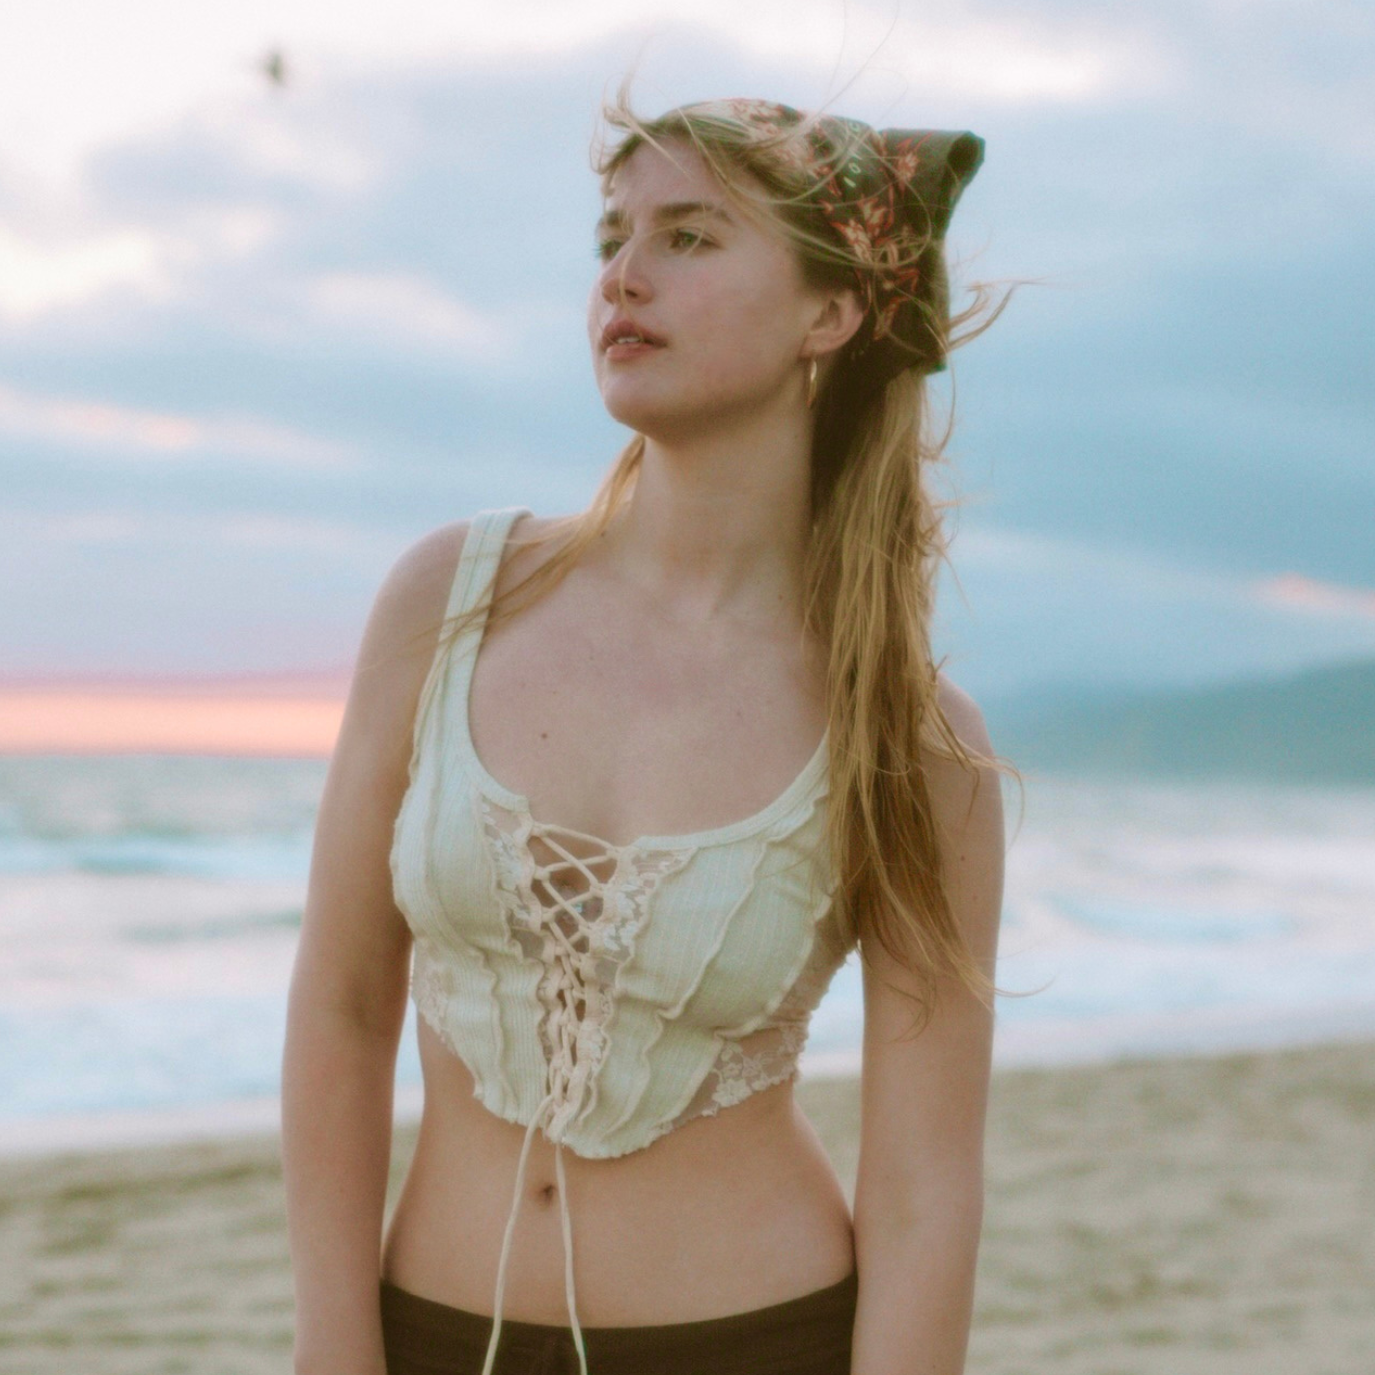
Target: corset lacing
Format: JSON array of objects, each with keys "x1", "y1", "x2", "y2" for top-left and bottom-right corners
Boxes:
[{"x1": 481, "y1": 850, "x2": 620, "y2": 1375}]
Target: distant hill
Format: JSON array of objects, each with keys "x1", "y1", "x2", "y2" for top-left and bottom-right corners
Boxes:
[{"x1": 983, "y1": 657, "x2": 1375, "y2": 783}]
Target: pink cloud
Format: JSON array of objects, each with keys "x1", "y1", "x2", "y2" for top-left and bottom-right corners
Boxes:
[
  {"x1": 0, "y1": 384, "x2": 352, "y2": 467},
  {"x1": 1252, "y1": 573, "x2": 1375, "y2": 619}
]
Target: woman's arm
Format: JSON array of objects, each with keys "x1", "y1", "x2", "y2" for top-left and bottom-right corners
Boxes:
[
  {"x1": 849, "y1": 676, "x2": 1006, "y2": 1375},
  {"x1": 281, "y1": 524, "x2": 465, "y2": 1375}
]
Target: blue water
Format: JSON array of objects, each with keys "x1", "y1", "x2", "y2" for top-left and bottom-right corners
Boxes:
[
  {"x1": 1, "y1": 755, "x2": 1373, "y2": 1141},
  {"x1": 0, "y1": 832, "x2": 313, "y2": 881}
]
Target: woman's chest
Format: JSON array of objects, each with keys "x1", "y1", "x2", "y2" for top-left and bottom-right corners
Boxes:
[{"x1": 468, "y1": 594, "x2": 827, "y2": 848}]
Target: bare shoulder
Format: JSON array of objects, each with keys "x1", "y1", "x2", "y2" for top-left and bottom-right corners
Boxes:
[
  {"x1": 923, "y1": 671, "x2": 1005, "y2": 952},
  {"x1": 356, "y1": 511, "x2": 574, "y2": 695},
  {"x1": 920, "y1": 669, "x2": 998, "y2": 813},
  {"x1": 358, "y1": 520, "x2": 470, "y2": 676},
  {"x1": 328, "y1": 519, "x2": 476, "y2": 785},
  {"x1": 932, "y1": 669, "x2": 995, "y2": 758}
]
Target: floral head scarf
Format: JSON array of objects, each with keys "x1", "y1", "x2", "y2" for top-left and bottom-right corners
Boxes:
[{"x1": 680, "y1": 99, "x2": 985, "y2": 390}]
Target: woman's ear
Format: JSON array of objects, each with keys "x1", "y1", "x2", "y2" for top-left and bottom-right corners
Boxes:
[{"x1": 803, "y1": 286, "x2": 865, "y2": 362}]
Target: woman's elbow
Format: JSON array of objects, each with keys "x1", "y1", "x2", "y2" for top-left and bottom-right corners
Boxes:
[{"x1": 853, "y1": 1162, "x2": 985, "y2": 1242}]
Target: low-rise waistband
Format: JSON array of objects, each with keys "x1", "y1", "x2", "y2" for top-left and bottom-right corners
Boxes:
[{"x1": 380, "y1": 1266, "x2": 858, "y2": 1354}]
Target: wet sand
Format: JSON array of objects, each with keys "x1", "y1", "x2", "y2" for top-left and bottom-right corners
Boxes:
[{"x1": 3, "y1": 1039, "x2": 1372, "y2": 1374}]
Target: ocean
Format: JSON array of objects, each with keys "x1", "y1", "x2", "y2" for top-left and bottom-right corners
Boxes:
[{"x1": 2, "y1": 754, "x2": 1372, "y2": 1152}]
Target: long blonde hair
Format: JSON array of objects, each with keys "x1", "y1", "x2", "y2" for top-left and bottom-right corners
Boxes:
[{"x1": 406, "y1": 89, "x2": 1023, "y2": 1033}]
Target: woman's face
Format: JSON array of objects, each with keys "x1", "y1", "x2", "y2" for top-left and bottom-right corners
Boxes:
[{"x1": 587, "y1": 137, "x2": 828, "y2": 438}]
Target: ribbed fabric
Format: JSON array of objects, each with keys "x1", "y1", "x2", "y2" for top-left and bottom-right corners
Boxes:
[{"x1": 389, "y1": 508, "x2": 856, "y2": 1375}]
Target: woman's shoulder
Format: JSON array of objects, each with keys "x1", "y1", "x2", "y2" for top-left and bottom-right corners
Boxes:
[
  {"x1": 923, "y1": 671, "x2": 1003, "y2": 827},
  {"x1": 921, "y1": 671, "x2": 1006, "y2": 934},
  {"x1": 370, "y1": 511, "x2": 569, "y2": 641},
  {"x1": 324, "y1": 525, "x2": 473, "y2": 793},
  {"x1": 367, "y1": 520, "x2": 471, "y2": 649},
  {"x1": 932, "y1": 670, "x2": 993, "y2": 758}
]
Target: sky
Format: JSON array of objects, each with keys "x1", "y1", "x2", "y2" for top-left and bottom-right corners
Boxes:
[{"x1": 2, "y1": 0, "x2": 1373, "y2": 706}]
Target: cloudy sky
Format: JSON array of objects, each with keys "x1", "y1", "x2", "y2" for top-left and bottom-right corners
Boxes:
[{"x1": 2, "y1": 0, "x2": 1372, "y2": 703}]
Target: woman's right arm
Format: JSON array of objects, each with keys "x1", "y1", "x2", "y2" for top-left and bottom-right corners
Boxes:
[{"x1": 281, "y1": 523, "x2": 466, "y2": 1375}]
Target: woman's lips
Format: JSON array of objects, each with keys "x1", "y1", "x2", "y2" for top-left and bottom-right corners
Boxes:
[
  {"x1": 600, "y1": 318, "x2": 666, "y2": 357},
  {"x1": 603, "y1": 338, "x2": 664, "y2": 362}
]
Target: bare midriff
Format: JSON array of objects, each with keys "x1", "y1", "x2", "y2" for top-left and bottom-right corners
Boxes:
[{"x1": 380, "y1": 1017, "x2": 856, "y2": 1325}]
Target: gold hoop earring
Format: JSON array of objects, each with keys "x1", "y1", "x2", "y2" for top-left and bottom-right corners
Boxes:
[{"x1": 805, "y1": 357, "x2": 819, "y2": 410}]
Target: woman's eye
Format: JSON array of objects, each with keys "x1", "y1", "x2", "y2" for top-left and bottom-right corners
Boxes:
[{"x1": 595, "y1": 228, "x2": 709, "y2": 262}]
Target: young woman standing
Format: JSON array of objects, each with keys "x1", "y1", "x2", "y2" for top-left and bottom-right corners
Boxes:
[{"x1": 283, "y1": 93, "x2": 1012, "y2": 1375}]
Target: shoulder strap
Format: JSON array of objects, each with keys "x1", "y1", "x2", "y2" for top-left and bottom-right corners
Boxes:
[
  {"x1": 409, "y1": 507, "x2": 532, "y2": 752},
  {"x1": 444, "y1": 507, "x2": 533, "y2": 624}
]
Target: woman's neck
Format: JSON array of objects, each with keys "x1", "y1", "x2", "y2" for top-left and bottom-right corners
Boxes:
[{"x1": 599, "y1": 407, "x2": 814, "y2": 629}]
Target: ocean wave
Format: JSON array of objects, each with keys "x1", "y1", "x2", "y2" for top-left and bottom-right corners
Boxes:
[
  {"x1": 0, "y1": 832, "x2": 313, "y2": 882},
  {"x1": 1048, "y1": 893, "x2": 1296, "y2": 942},
  {"x1": 0, "y1": 997, "x2": 422, "y2": 1121}
]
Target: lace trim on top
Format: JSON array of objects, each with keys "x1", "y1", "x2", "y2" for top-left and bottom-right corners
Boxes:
[
  {"x1": 478, "y1": 795, "x2": 695, "y2": 1139},
  {"x1": 661, "y1": 907, "x2": 846, "y2": 1124},
  {"x1": 412, "y1": 934, "x2": 454, "y2": 1039}
]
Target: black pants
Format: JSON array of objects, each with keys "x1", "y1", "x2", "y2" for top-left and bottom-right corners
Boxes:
[{"x1": 380, "y1": 1269, "x2": 858, "y2": 1375}]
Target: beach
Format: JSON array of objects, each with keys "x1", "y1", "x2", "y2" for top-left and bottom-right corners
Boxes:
[{"x1": 4, "y1": 1038, "x2": 1372, "y2": 1375}]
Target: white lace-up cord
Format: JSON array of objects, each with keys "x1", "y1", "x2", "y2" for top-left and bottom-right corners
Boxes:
[
  {"x1": 556, "y1": 1138, "x2": 588, "y2": 1373},
  {"x1": 479, "y1": 1088, "x2": 587, "y2": 1375},
  {"x1": 479, "y1": 1097, "x2": 542, "y2": 1375},
  {"x1": 480, "y1": 854, "x2": 601, "y2": 1375}
]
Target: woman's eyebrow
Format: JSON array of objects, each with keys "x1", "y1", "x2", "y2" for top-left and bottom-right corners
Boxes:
[{"x1": 596, "y1": 201, "x2": 734, "y2": 235}]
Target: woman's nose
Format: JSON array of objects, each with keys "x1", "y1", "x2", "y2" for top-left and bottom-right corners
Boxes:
[{"x1": 599, "y1": 241, "x2": 651, "y2": 306}]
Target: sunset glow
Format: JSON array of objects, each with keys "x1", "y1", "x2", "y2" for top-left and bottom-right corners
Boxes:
[{"x1": 0, "y1": 686, "x2": 345, "y2": 756}]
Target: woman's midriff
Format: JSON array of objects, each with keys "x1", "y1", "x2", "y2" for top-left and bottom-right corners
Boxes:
[{"x1": 380, "y1": 1018, "x2": 856, "y2": 1325}]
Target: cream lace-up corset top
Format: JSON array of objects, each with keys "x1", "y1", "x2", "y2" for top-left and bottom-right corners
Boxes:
[{"x1": 389, "y1": 508, "x2": 854, "y2": 1375}]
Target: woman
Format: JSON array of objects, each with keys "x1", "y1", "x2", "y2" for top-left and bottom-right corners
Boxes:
[{"x1": 282, "y1": 92, "x2": 1013, "y2": 1375}]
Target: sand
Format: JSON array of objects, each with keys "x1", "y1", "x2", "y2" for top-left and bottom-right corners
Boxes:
[{"x1": 2, "y1": 1039, "x2": 1372, "y2": 1375}]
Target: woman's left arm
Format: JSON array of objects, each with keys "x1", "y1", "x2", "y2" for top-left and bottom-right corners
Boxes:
[{"x1": 849, "y1": 678, "x2": 1006, "y2": 1375}]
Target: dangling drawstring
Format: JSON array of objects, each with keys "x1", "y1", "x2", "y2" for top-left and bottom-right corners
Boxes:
[
  {"x1": 556, "y1": 1139, "x2": 588, "y2": 1373},
  {"x1": 480, "y1": 1092, "x2": 588, "y2": 1375}
]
